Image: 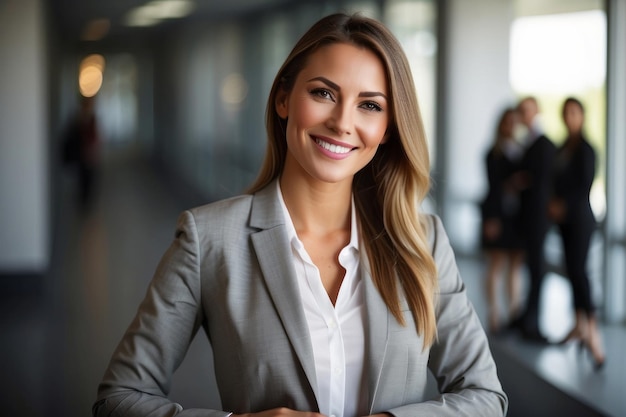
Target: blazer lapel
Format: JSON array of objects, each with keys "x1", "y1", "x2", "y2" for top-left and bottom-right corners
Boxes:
[
  {"x1": 361, "y1": 256, "x2": 390, "y2": 413},
  {"x1": 249, "y1": 181, "x2": 319, "y2": 403}
]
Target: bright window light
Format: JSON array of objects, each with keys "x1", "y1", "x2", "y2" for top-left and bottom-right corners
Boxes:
[{"x1": 510, "y1": 10, "x2": 606, "y2": 94}]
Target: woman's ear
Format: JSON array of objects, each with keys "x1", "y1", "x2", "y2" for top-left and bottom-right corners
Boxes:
[{"x1": 275, "y1": 88, "x2": 289, "y2": 119}]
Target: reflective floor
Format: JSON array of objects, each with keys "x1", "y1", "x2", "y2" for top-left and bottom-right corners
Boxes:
[{"x1": 0, "y1": 146, "x2": 624, "y2": 417}]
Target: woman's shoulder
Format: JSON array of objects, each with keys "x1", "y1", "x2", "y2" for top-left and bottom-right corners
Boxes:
[
  {"x1": 178, "y1": 194, "x2": 256, "y2": 236},
  {"x1": 581, "y1": 137, "x2": 596, "y2": 154},
  {"x1": 420, "y1": 213, "x2": 463, "y2": 291},
  {"x1": 420, "y1": 213, "x2": 447, "y2": 251},
  {"x1": 189, "y1": 194, "x2": 254, "y2": 219}
]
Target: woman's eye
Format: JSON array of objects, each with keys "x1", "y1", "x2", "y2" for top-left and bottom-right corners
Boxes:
[
  {"x1": 310, "y1": 88, "x2": 333, "y2": 100},
  {"x1": 361, "y1": 101, "x2": 383, "y2": 112}
]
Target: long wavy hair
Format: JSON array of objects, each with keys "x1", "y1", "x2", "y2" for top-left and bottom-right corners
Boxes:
[{"x1": 247, "y1": 13, "x2": 438, "y2": 347}]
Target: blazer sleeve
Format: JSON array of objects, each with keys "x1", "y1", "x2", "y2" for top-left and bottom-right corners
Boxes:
[
  {"x1": 387, "y1": 215, "x2": 508, "y2": 417},
  {"x1": 92, "y1": 211, "x2": 230, "y2": 417}
]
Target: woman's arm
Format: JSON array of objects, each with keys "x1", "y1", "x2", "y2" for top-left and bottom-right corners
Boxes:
[{"x1": 93, "y1": 211, "x2": 227, "y2": 417}]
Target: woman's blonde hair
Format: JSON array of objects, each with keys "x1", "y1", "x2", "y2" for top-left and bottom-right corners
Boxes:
[{"x1": 248, "y1": 13, "x2": 438, "y2": 347}]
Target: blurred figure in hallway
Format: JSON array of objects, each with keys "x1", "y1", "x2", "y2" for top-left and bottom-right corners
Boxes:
[
  {"x1": 480, "y1": 107, "x2": 525, "y2": 334},
  {"x1": 62, "y1": 95, "x2": 101, "y2": 209},
  {"x1": 510, "y1": 96, "x2": 556, "y2": 342},
  {"x1": 549, "y1": 97, "x2": 604, "y2": 369}
]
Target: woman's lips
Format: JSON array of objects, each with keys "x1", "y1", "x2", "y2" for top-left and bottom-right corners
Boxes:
[{"x1": 312, "y1": 136, "x2": 355, "y2": 160}]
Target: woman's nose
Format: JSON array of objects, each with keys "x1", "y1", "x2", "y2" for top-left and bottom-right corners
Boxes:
[{"x1": 326, "y1": 104, "x2": 352, "y2": 135}]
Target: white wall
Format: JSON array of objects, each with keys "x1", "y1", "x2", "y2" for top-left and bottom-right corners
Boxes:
[
  {"x1": 442, "y1": 0, "x2": 516, "y2": 253},
  {"x1": 0, "y1": 0, "x2": 49, "y2": 272}
]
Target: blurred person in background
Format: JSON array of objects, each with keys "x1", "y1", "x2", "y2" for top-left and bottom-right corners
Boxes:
[
  {"x1": 549, "y1": 97, "x2": 604, "y2": 369},
  {"x1": 62, "y1": 95, "x2": 101, "y2": 209},
  {"x1": 480, "y1": 107, "x2": 525, "y2": 334},
  {"x1": 93, "y1": 13, "x2": 507, "y2": 417},
  {"x1": 509, "y1": 96, "x2": 556, "y2": 343}
]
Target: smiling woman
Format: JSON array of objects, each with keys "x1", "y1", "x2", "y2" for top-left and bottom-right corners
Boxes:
[
  {"x1": 93, "y1": 13, "x2": 507, "y2": 417},
  {"x1": 275, "y1": 43, "x2": 389, "y2": 182}
]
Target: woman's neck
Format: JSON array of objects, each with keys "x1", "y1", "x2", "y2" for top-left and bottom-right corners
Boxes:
[
  {"x1": 279, "y1": 175, "x2": 352, "y2": 235},
  {"x1": 566, "y1": 131, "x2": 583, "y2": 144}
]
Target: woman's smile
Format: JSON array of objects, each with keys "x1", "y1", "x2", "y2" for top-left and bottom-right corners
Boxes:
[
  {"x1": 276, "y1": 42, "x2": 389, "y2": 185},
  {"x1": 313, "y1": 135, "x2": 355, "y2": 159}
]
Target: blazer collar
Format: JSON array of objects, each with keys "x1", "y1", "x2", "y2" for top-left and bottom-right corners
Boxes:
[
  {"x1": 249, "y1": 179, "x2": 320, "y2": 403},
  {"x1": 249, "y1": 179, "x2": 284, "y2": 230}
]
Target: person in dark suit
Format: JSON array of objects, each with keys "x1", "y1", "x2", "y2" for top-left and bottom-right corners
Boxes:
[
  {"x1": 549, "y1": 97, "x2": 604, "y2": 369},
  {"x1": 480, "y1": 107, "x2": 525, "y2": 334},
  {"x1": 511, "y1": 96, "x2": 556, "y2": 342}
]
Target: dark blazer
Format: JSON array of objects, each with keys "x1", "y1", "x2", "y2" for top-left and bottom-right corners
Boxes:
[
  {"x1": 552, "y1": 137, "x2": 596, "y2": 229},
  {"x1": 93, "y1": 180, "x2": 507, "y2": 417},
  {"x1": 519, "y1": 135, "x2": 557, "y2": 236},
  {"x1": 481, "y1": 148, "x2": 519, "y2": 219},
  {"x1": 480, "y1": 146, "x2": 524, "y2": 249}
]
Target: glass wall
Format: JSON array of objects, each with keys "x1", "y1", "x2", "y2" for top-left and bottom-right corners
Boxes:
[{"x1": 385, "y1": 0, "x2": 438, "y2": 165}]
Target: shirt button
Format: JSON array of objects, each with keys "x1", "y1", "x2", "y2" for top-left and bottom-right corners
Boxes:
[
  {"x1": 334, "y1": 367, "x2": 342, "y2": 375},
  {"x1": 328, "y1": 319, "x2": 336, "y2": 329}
]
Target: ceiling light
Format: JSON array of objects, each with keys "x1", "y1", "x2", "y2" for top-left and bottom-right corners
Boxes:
[
  {"x1": 124, "y1": 0, "x2": 195, "y2": 27},
  {"x1": 150, "y1": 0, "x2": 195, "y2": 19},
  {"x1": 78, "y1": 54, "x2": 106, "y2": 97},
  {"x1": 79, "y1": 67, "x2": 103, "y2": 97},
  {"x1": 80, "y1": 54, "x2": 106, "y2": 72}
]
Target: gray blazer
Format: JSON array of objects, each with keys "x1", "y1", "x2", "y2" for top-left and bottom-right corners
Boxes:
[{"x1": 94, "y1": 181, "x2": 507, "y2": 417}]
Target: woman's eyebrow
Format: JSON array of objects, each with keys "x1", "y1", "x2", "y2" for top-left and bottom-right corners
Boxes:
[
  {"x1": 307, "y1": 76, "x2": 387, "y2": 100},
  {"x1": 359, "y1": 91, "x2": 387, "y2": 100},
  {"x1": 308, "y1": 76, "x2": 340, "y2": 91}
]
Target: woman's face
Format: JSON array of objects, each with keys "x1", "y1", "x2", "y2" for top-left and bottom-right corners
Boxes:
[
  {"x1": 500, "y1": 111, "x2": 518, "y2": 138},
  {"x1": 276, "y1": 42, "x2": 390, "y2": 186},
  {"x1": 563, "y1": 101, "x2": 584, "y2": 135}
]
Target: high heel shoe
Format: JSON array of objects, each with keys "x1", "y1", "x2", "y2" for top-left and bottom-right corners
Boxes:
[
  {"x1": 583, "y1": 330, "x2": 606, "y2": 371},
  {"x1": 593, "y1": 357, "x2": 605, "y2": 371},
  {"x1": 582, "y1": 342, "x2": 605, "y2": 371}
]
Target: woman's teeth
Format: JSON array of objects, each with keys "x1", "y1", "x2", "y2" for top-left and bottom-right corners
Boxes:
[{"x1": 315, "y1": 138, "x2": 351, "y2": 154}]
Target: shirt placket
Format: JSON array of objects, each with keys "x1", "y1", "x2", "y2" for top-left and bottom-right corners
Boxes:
[
  {"x1": 300, "y1": 250, "x2": 347, "y2": 417},
  {"x1": 327, "y1": 308, "x2": 345, "y2": 417}
]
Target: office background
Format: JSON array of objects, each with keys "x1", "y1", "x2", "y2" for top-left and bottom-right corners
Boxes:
[{"x1": 1, "y1": 0, "x2": 625, "y2": 416}]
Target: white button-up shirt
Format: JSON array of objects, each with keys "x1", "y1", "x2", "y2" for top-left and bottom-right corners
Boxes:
[{"x1": 277, "y1": 183, "x2": 368, "y2": 417}]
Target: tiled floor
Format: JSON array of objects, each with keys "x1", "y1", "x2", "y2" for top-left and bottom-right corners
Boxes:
[{"x1": 0, "y1": 146, "x2": 624, "y2": 416}]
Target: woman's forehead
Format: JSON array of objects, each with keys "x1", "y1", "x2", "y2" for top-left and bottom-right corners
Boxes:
[{"x1": 297, "y1": 43, "x2": 388, "y2": 91}]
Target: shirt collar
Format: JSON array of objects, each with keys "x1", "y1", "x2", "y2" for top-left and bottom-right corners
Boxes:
[{"x1": 275, "y1": 180, "x2": 359, "y2": 252}]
